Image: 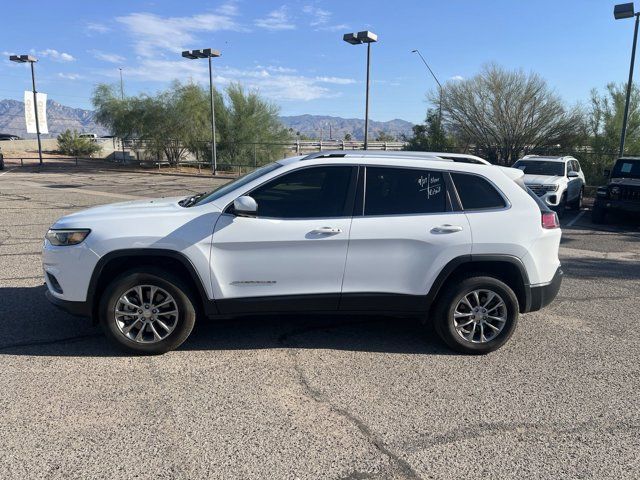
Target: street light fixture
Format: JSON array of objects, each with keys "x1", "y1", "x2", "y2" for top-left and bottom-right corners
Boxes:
[
  {"x1": 343, "y1": 30, "x2": 378, "y2": 149},
  {"x1": 411, "y1": 49, "x2": 443, "y2": 126},
  {"x1": 614, "y1": 3, "x2": 640, "y2": 156},
  {"x1": 9, "y1": 54, "x2": 43, "y2": 166},
  {"x1": 182, "y1": 48, "x2": 221, "y2": 175}
]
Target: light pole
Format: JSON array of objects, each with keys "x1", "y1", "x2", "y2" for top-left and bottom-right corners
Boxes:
[
  {"x1": 9, "y1": 54, "x2": 43, "y2": 166},
  {"x1": 615, "y1": 3, "x2": 640, "y2": 156},
  {"x1": 119, "y1": 67, "x2": 126, "y2": 163},
  {"x1": 343, "y1": 31, "x2": 378, "y2": 149},
  {"x1": 411, "y1": 49, "x2": 443, "y2": 126},
  {"x1": 182, "y1": 48, "x2": 221, "y2": 175}
]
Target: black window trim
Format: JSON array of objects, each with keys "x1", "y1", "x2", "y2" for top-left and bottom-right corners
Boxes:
[
  {"x1": 448, "y1": 171, "x2": 512, "y2": 213},
  {"x1": 224, "y1": 164, "x2": 359, "y2": 220}
]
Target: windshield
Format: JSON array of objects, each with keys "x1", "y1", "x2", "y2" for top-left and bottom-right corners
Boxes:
[
  {"x1": 611, "y1": 159, "x2": 640, "y2": 179},
  {"x1": 194, "y1": 162, "x2": 283, "y2": 206},
  {"x1": 512, "y1": 160, "x2": 565, "y2": 176}
]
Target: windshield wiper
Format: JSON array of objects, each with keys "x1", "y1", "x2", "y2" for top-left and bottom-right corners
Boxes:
[{"x1": 179, "y1": 192, "x2": 207, "y2": 208}]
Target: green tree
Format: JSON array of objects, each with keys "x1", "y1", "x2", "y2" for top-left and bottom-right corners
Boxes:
[
  {"x1": 404, "y1": 109, "x2": 452, "y2": 151},
  {"x1": 375, "y1": 131, "x2": 397, "y2": 142},
  {"x1": 584, "y1": 82, "x2": 640, "y2": 183},
  {"x1": 56, "y1": 129, "x2": 102, "y2": 157},
  {"x1": 92, "y1": 81, "x2": 290, "y2": 168},
  {"x1": 343, "y1": 133, "x2": 352, "y2": 141}
]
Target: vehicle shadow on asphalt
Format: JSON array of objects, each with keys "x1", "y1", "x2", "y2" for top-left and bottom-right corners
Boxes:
[
  {"x1": 562, "y1": 257, "x2": 640, "y2": 281},
  {"x1": 0, "y1": 285, "x2": 454, "y2": 357}
]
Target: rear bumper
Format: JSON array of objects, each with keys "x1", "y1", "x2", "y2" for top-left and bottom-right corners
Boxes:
[
  {"x1": 524, "y1": 267, "x2": 563, "y2": 313},
  {"x1": 46, "y1": 290, "x2": 90, "y2": 317}
]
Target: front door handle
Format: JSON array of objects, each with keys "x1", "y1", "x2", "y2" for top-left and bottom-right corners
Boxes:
[
  {"x1": 431, "y1": 224, "x2": 463, "y2": 234},
  {"x1": 310, "y1": 226, "x2": 342, "y2": 234}
]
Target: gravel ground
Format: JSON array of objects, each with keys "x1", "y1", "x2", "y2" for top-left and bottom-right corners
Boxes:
[{"x1": 1, "y1": 164, "x2": 639, "y2": 479}]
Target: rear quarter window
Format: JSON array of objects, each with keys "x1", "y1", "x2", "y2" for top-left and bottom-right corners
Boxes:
[{"x1": 451, "y1": 173, "x2": 507, "y2": 210}]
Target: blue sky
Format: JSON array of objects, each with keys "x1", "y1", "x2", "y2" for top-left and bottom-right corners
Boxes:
[{"x1": 0, "y1": 0, "x2": 637, "y2": 123}]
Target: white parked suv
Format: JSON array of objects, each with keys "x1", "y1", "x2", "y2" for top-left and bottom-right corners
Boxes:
[
  {"x1": 512, "y1": 155, "x2": 585, "y2": 215},
  {"x1": 43, "y1": 151, "x2": 563, "y2": 355}
]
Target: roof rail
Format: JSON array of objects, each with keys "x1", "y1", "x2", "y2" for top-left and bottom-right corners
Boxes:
[
  {"x1": 300, "y1": 150, "x2": 454, "y2": 162},
  {"x1": 521, "y1": 154, "x2": 575, "y2": 161}
]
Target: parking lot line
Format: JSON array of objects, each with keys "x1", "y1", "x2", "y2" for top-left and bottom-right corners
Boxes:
[
  {"x1": 0, "y1": 168, "x2": 16, "y2": 177},
  {"x1": 566, "y1": 209, "x2": 586, "y2": 227}
]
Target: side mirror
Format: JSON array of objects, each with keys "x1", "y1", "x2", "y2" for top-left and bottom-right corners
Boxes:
[
  {"x1": 603, "y1": 169, "x2": 611, "y2": 178},
  {"x1": 233, "y1": 195, "x2": 258, "y2": 216},
  {"x1": 567, "y1": 171, "x2": 579, "y2": 178}
]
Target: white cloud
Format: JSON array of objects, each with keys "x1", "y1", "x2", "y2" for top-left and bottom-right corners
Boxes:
[
  {"x1": 255, "y1": 6, "x2": 295, "y2": 31},
  {"x1": 85, "y1": 22, "x2": 110, "y2": 34},
  {"x1": 450, "y1": 75, "x2": 464, "y2": 81},
  {"x1": 116, "y1": 11, "x2": 242, "y2": 57},
  {"x1": 90, "y1": 50, "x2": 126, "y2": 64},
  {"x1": 303, "y1": 5, "x2": 331, "y2": 26},
  {"x1": 315, "y1": 76, "x2": 356, "y2": 85},
  {"x1": 39, "y1": 49, "x2": 75, "y2": 62},
  {"x1": 218, "y1": 1, "x2": 239, "y2": 16},
  {"x1": 302, "y1": 5, "x2": 347, "y2": 31},
  {"x1": 256, "y1": 64, "x2": 297, "y2": 74},
  {"x1": 114, "y1": 60, "x2": 352, "y2": 101},
  {"x1": 57, "y1": 73, "x2": 83, "y2": 80}
]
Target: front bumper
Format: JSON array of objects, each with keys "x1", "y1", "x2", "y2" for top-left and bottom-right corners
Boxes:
[
  {"x1": 525, "y1": 267, "x2": 563, "y2": 313},
  {"x1": 45, "y1": 290, "x2": 91, "y2": 317},
  {"x1": 594, "y1": 198, "x2": 640, "y2": 213}
]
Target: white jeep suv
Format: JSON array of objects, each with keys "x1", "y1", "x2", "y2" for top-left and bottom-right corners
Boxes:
[
  {"x1": 512, "y1": 155, "x2": 585, "y2": 215},
  {"x1": 43, "y1": 151, "x2": 563, "y2": 355}
]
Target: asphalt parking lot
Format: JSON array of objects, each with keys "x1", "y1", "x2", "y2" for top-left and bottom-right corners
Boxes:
[{"x1": 1, "y1": 164, "x2": 639, "y2": 479}]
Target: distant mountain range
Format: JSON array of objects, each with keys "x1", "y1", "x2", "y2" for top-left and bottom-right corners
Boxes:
[
  {"x1": 0, "y1": 99, "x2": 109, "y2": 138},
  {"x1": 0, "y1": 99, "x2": 414, "y2": 141},
  {"x1": 279, "y1": 115, "x2": 414, "y2": 141}
]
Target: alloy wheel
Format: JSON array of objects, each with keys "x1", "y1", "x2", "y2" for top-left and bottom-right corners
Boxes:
[
  {"x1": 114, "y1": 284, "x2": 179, "y2": 343},
  {"x1": 453, "y1": 289, "x2": 507, "y2": 344}
]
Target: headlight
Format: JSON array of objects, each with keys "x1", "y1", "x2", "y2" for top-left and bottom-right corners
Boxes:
[
  {"x1": 45, "y1": 229, "x2": 91, "y2": 246},
  {"x1": 542, "y1": 185, "x2": 559, "y2": 192},
  {"x1": 610, "y1": 186, "x2": 621, "y2": 199}
]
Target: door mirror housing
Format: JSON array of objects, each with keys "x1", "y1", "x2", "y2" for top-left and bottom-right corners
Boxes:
[
  {"x1": 603, "y1": 169, "x2": 611, "y2": 178},
  {"x1": 233, "y1": 196, "x2": 258, "y2": 216},
  {"x1": 567, "y1": 170, "x2": 579, "y2": 178}
]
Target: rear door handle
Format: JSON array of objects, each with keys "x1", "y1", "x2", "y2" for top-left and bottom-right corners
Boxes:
[
  {"x1": 311, "y1": 226, "x2": 342, "y2": 234},
  {"x1": 431, "y1": 224, "x2": 463, "y2": 234}
]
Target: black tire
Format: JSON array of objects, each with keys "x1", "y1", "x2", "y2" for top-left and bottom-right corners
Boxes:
[
  {"x1": 569, "y1": 188, "x2": 583, "y2": 210},
  {"x1": 591, "y1": 204, "x2": 607, "y2": 224},
  {"x1": 432, "y1": 275, "x2": 519, "y2": 355},
  {"x1": 99, "y1": 268, "x2": 197, "y2": 355}
]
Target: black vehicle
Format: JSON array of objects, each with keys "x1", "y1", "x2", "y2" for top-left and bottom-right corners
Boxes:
[
  {"x1": 0, "y1": 133, "x2": 21, "y2": 141},
  {"x1": 0, "y1": 147, "x2": 4, "y2": 170},
  {"x1": 592, "y1": 157, "x2": 640, "y2": 223}
]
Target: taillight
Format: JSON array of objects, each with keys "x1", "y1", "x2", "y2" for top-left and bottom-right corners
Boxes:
[{"x1": 541, "y1": 211, "x2": 560, "y2": 229}]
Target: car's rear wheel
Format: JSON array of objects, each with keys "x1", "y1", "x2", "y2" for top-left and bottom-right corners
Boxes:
[
  {"x1": 433, "y1": 276, "x2": 519, "y2": 354},
  {"x1": 99, "y1": 269, "x2": 196, "y2": 354}
]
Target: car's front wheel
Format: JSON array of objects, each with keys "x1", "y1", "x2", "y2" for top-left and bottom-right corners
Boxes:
[
  {"x1": 99, "y1": 269, "x2": 196, "y2": 354},
  {"x1": 433, "y1": 276, "x2": 519, "y2": 354},
  {"x1": 569, "y1": 187, "x2": 583, "y2": 210}
]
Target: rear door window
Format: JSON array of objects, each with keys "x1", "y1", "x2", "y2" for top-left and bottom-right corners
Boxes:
[{"x1": 364, "y1": 167, "x2": 447, "y2": 215}]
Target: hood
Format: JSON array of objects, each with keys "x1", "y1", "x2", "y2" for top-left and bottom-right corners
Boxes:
[
  {"x1": 523, "y1": 174, "x2": 563, "y2": 186},
  {"x1": 52, "y1": 195, "x2": 219, "y2": 229},
  {"x1": 610, "y1": 177, "x2": 640, "y2": 187}
]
